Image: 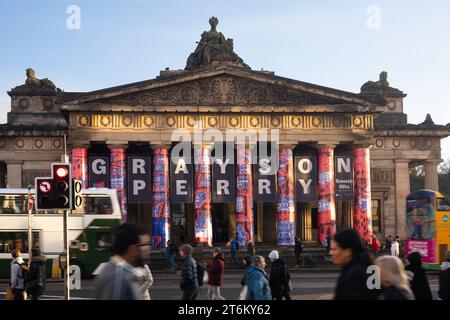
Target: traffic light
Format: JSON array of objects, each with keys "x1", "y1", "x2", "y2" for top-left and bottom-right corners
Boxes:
[
  {"x1": 72, "y1": 180, "x2": 83, "y2": 209},
  {"x1": 52, "y1": 163, "x2": 72, "y2": 209}
]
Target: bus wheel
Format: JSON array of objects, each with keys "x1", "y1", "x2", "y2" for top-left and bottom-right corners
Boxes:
[{"x1": 70, "y1": 260, "x2": 86, "y2": 279}]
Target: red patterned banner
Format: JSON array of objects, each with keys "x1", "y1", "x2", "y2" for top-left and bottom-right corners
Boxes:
[
  {"x1": 152, "y1": 148, "x2": 171, "y2": 248},
  {"x1": 71, "y1": 147, "x2": 88, "y2": 189},
  {"x1": 236, "y1": 148, "x2": 254, "y2": 246},
  {"x1": 194, "y1": 147, "x2": 213, "y2": 246},
  {"x1": 318, "y1": 148, "x2": 336, "y2": 245},
  {"x1": 110, "y1": 148, "x2": 127, "y2": 222},
  {"x1": 353, "y1": 148, "x2": 372, "y2": 244},
  {"x1": 277, "y1": 148, "x2": 296, "y2": 245}
]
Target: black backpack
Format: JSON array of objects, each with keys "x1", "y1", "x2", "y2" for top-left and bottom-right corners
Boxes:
[{"x1": 197, "y1": 263, "x2": 205, "y2": 287}]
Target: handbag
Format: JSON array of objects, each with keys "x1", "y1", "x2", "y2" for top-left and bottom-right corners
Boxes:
[
  {"x1": 203, "y1": 271, "x2": 209, "y2": 285},
  {"x1": 5, "y1": 286, "x2": 13, "y2": 300}
]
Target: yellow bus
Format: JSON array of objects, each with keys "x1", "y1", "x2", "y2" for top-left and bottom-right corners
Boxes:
[{"x1": 405, "y1": 189, "x2": 450, "y2": 270}]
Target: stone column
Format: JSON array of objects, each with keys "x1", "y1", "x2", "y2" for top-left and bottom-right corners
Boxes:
[
  {"x1": 193, "y1": 145, "x2": 213, "y2": 247},
  {"x1": 354, "y1": 147, "x2": 373, "y2": 244},
  {"x1": 236, "y1": 148, "x2": 254, "y2": 247},
  {"x1": 317, "y1": 145, "x2": 336, "y2": 246},
  {"x1": 424, "y1": 160, "x2": 441, "y2": 191},
  {"x1": 6, "y1": 161, "x2": 23, "y2": 188},
  {"x1": 110, "y1": 147, "x2": 127, "y2": 222},
  {"x1": 152, "y1": 146, "x2": 171, "y2": 248},
  {"x1": 277, "y1": 146, "x2": 296, "y2": 246},
  {"x1": 394, "y1": 159, "x2": 410, "y2": 239},
  {"x1": 71, "y1": 147, "x2": 89, "y2": 189}
]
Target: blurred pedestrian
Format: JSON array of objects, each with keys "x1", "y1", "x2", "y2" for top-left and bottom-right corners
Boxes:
[
  {"x1": 239, "y1": 255, "x2": 254, "y2": 300},
  {"x1": 230, "y1": 238, "x2": 239, "y2": 269},
  {"x1": 331, "y1": 229, "x2": 380, "y2": 300},
  {"x1": 179, "y1": 244, "x2": 199, "y2": 300},
  {"x1": 371, "y1": 235, "x2": 381, "y2": 257},
  {"x1": 268, "y1": 250, "x2": 291, "y2": 300},
  {"x1": 247, "y1": 241, "x2": 256, "y2": 257},
  {"x1": 405, "y1": 252, "x2": 432, "y2": 300},
  {"x1": 385, "y1": 235, "x2": 393, "y2": 252},
  {"x1": 244, "y1": 255, "x2": 271, "y2": 300},
  {"x1": 376, "y1": 255, "x2": 414, "y2": 300},
  {"x1": 294, "y1": 237, "x2": 303, "y2": 266},
  {"x1": 206, "y1": 247, "x2": 225, "y2": 300},
  {"x1": 26, "y1": 248, "x2": 47, "y2": 300},
  {"x1": 438, "y1": 250, "x2": 450, "y2": 300},
  {"x1": 391, "y1": 239, "x2": 399, "y2": 257},
  {"x1": 166, "y1": 240, "x2": 178, "y2": 272},
  {"x1": 10, "y1": 249, "x2": 27, "y2": 300},
  {"x1": 95, "y1": 223, "x2": 152, "y2": 300}
]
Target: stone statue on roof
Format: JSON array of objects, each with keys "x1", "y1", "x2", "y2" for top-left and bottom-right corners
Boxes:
[
  {"x1": 10, "y1": 68, "x2": 58, "y2": 93},
  {"x1": 185, "y1": 17, "x2": 250, "y2": 71},
  {"x1": 360, "y1": 71, "x2": 405, "y2": 97}
]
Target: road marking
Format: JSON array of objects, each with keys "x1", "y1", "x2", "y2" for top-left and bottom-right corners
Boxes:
[{"x1": 0, "y1": 292, "x2": 93, "y2": 300}]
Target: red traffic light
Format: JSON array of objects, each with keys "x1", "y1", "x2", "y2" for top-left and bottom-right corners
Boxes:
[{"x1": 55, "y1": 166, "x2": 69, "y2": 178}]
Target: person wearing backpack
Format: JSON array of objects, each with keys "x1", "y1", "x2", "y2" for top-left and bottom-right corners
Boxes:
[
  {"x1": 179, "y1": 244, "x2": 199, "y2": 300},
  {"x1": 206, "y1": 247, "x2": 225, "y2": 300},
  {"x1": 268, "y1": 250, "x2": 291, "y2": 300},
  {"x1": 10, "y1": 249, "x2": 27, "y2": 300},
  {"x1": 26, "y1": 248, "x2": 47, "y2": 300}
]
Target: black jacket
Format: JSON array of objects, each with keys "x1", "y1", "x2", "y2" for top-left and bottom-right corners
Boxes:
[
  {"x1": 405, "y1": 264, "x2": 432, "y2": 300},
  {"x1": 334, "y1": 256, "x2": 381, "y2": 300},
  {"x1": 26, "y1": 256, "x2": 47, "y2": 289},
  {"x1": 294, "y1": 241, "x2": 303, "y2": 257},
  {"x1": 180, "y1": 256, "x2": 198, "y2": 291},
  {"x1": 438, "y1": 261, "x2": 450, "y2": 300},
  {"x1": 269, "y1": 259, "x2": 290, "y2": 293},
  {"x1": 379, "y1": 286, "x2": 414, "y2": 300}
]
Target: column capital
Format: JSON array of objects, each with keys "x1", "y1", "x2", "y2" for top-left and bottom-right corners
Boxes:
[
  {"x1": 394, "y1": 159, "x2": 410, "y2": 164},
  {"x1": 352, "y1": 143, "x2": 373, "y2": 150},
  {"x1": 150, "y1": 142, "x2": 172, "y2": 150},
  {"x1": 5, "y1": 160, "x2": 24, "y2": 165},
  {"x1": 424, "y1": 159, "x2": 442, "y2": 166},
  {"x1": 315, "y1": 142, "x2": 337, "y2": 150},
  {"x1": 278, "y1": 143, "x2": 297, "y2": 150}
]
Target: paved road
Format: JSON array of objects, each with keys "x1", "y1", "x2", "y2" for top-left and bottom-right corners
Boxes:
[{"x1": 0, "y1": 272, "x2": 441, "y2": 300}]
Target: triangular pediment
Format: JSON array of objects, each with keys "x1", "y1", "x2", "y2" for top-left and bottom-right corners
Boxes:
[{"x1": 64, "y1": 66, "x2": 384, "y2": 111}]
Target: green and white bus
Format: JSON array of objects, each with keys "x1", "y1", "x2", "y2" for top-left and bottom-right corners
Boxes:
[{"x1": 0, "y1": 188, "x2": 122, "y2": 278}]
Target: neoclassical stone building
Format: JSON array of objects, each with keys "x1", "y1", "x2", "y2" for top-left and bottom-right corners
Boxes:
[{"x1": 1, "y1": 18, "x2": 449, "y2": 247}]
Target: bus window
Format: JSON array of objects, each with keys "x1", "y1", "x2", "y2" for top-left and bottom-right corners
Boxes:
[
  {"x1": 0, "y1": 232, "x2": 39, "y2": 253},
  {"x1": 437, "y1": 198, "x2": 450, "y2": 211},
  {"x1": 95, "y1": 232, "x2": 112, "y2": 252},
  {"x1": 0, "y1": 195, "x2": 27, "y2": 214},
  {"x1": 73, "y1": 195, "x2": 113, "y2": 215}
]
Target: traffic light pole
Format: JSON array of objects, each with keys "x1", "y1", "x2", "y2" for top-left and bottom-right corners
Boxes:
[
  {"x1": 63, "y1": 209, "x2": 70, "y2": 300},
  {"x1": 27, "y1": 185, "x2": 33, "y2": 267}
]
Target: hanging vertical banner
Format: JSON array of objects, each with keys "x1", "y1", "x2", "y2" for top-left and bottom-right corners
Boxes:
[
  {"x1": 277, "y1": 148, "x2": 296, "y2": 246},
  {"x1": 127, "y1": 156, "x2": 152, "y2": 203},
  {"x1": 253, "y1": 154, "x2": 277, "y2": 202},
  {"x1": 318, "y1": 148, "x2": 336, "y2": 246},
  {"x1": 354, "y1": 148, "x2": 372, "y2": 244},
  {"x1": 236, "y1": 148, "x2": 254, "y2": 247},
  {"x1": 88, "y1": 155, "x2": 110, "y2": 188},
  {"x1": 194, "y1": 146, "x2": 213, "y2": 246},
  {"x1": 152, "y1": 148, "x2": 171, "y2": 248},
  {"x1": 72, "y1": 148, "x2": 88, "y2": 189},
  {"x1": 335, "y1": 155, "x2": 353, "y2": 201},
  {"x1": 294, "y1": 156, "x2": 317, "y2": 202},
  {"x1": 212, "y1": 142, "x2": 235, "y2": 203},
  {"x1": 170, "y1": 143, "x2": 193, "y2": 203},
  {"x1": 110, "y1": 148, "x2": 127, "y2": 221}
]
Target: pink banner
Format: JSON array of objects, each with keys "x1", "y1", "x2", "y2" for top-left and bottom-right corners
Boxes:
[
  {"x1": 194, "y1": 147, "x2": 213, "y2": 246},
  {"x1": 405, "y1": 240, "x2": 436, "y2": 263},
  {"x1": 71, "y1": 147, "x2": 88, "y2": 189},
  {"x1": 353, "y1": 148, "x2": 372, "y2": 244},
  {"x1": 318, "y1": 148, "x2": 336, "y2": 245},
  {"x1": 236, "y1": 148, "x2": 254, "y2": 247},
  {"x1": 110, "y1": 148, "x2": 127, "y2": 222},
  {"x1": 277, "y1": 148, "x2": 296, "y2": 246},
  {"x1": 152, "y1": 148, "x2": 171, "y2": 248}
]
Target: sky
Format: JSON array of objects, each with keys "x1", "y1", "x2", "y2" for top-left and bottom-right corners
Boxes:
[{"x1": 0, "y1": 0, "x2": 449, "y2": 160}]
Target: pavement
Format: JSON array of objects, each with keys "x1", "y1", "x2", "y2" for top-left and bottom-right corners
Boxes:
[{"x1": 0, "y1": 271, "x2": 441, "y2": 300}]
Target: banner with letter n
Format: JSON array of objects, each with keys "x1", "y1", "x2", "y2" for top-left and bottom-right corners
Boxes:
[{"x1": 334, "y1": 155, "x2": 353, "y2": 201}]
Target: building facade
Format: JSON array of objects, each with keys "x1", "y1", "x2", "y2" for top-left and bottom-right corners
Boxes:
[{"x1": 1, "y1": 18, "x2": 449, "y2": 247}]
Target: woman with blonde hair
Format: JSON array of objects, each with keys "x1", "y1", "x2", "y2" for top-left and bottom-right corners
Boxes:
[{"x1": 375, "y1": 255, "x2": 415, "y2": 300}]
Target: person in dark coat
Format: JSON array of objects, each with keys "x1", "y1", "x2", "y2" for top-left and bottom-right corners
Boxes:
[
  {"x1": 247, "y1": 241, "x2": 256, "y2": 257},
  {"x1": 376, "y1": 255, "x2": 414, "y2": 300},
  {"x1": 405, "y1": 252, "x2": 432, "y2": 300},
  {"x1": 179, "y1": 244, "x2": 198, "y2": 300},
  {"x1": 331, "y1": 229, "x2": 381, "y2": 300},
  {"x1": 268, "y1": 250, "x2": 291, "y2": 300},
  {"x1": 26, "y1": 248, "x2": 47, "y2": 300},
  {"x1": 294, "y1": 237, "x2": 303, "y2": 266},
  {"x1": 439, "y1": 250, "x2": 450, "y2": 300},
  {"x1": 240, "y1": 255, "x2": 253, "y2": 287},
  {"x1": 206, "y1": 247, "x2": 225, "y2": 300}
]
